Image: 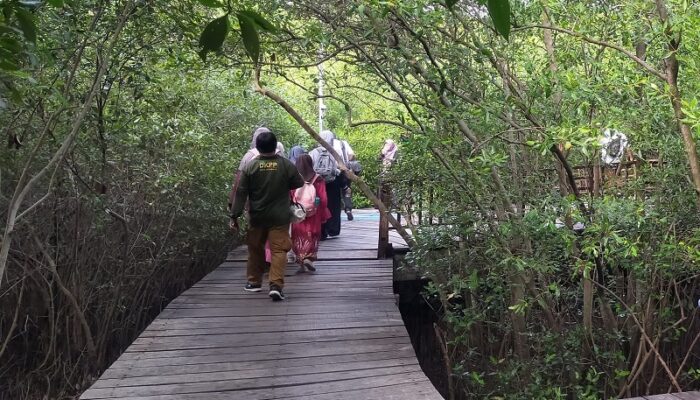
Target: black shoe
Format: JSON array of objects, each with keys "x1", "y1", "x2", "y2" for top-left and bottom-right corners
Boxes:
[
  {"x1": 269, "y1": 285, "x2": 285, "y2": 301},
  {"x1": 244, "y1": 283, "x2": 262, "y2": 292},
  {"x1": 346, "y1": 211, "x2": 354, "y2": 221}
]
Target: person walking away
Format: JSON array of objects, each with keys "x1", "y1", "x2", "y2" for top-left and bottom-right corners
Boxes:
[
  {"x1": 343, "y1": 155, "x2": 362, "y2": 221},
  {"x1": 276, "y1": 142, "x2": 287, "y2": 159},
  {"x1": 291, "y1": 154, "x2": 330, "y2": 273},
  {"x1": 310, "y1": 130, "x2": 342, "y2": 240},
  {"x1": 228, "y1": 129, "x2": 291, "y2": 265},
  {"x1": 380, "y1": 139, "x2": 398, "y2": 171},
  {"x1": 228, "y1": 127, "x2": 268, "y2": 210},
  {"x1": 267, "y1": 141, "x2": 290, "y2": 264},
  {"x1": 230, "y1": 130, "x2": 304, "y2": 301},
  {"x1": 322, "y1": 130, "x2": 356, "y2": 221},
  {"x1": 379, "y1": 138, "x2": 399, "y2": 208},
  {"x1": 289, "y1": 145, "x2": 306, "y2": 165}
]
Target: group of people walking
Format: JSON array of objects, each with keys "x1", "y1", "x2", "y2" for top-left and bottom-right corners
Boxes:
[{"x1": 228, "y1": 127, "x2": 363, "y2": 301}]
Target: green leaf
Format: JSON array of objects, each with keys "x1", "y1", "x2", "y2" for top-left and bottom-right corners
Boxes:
[
  {"x1": 238, "y1": 10, "x2": 277, "y2": 32},
  {"x1": 199, "y1": 14, "x2": 229, "y2": 61},
  {"x1": 487, "y1": 0, "x2": 510, "y2": 40},
  {"x1": 47, "y1": 0, "x2": 64, "y2": 7},
  {"x1": 237, "y1": 13, "x2": 260, "y2": 63},
  {"x1": 445, "y1": 0, "x2": 459, "y2": 9},
  {"x1": 15, "y1": 8, "x2": 36, "y2": 43},
  {"x1": 0, "y1": 37, "x2": 22, "y2": 53},
  {"x1": 0, "y1": 58, "x2": 20, "y2": 71}
]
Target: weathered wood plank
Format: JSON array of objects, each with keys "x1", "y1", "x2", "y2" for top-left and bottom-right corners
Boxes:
[
  {"x1": 99, "y1": 349, "x2": 419, "y2": 379},
  {"x1": 140, "y1": 319, "x2": 405, "y2": 337},
  {"x1": 127, "y1": 326, "x2": 409, "y2": 352},
  {"x1": 92, "y1": 357, "x2": 420, "y2": 389},
  {"x1": 284, "y1": 381, "x2": 443, "y2": 400},
  {"x1": 85, "y1": 372, "x2": 434, "y2": 400},
  {"x1": 110, "y1": 339, "x2": 415, "y2": 368},
  {"x1": 82, "y1": 365, "x2": 422, "y2": 398},
  {"x1": 142, "y1": 312, "x2": 398, "y2": 330},
  {"x1": 672, "y1": 392, "x2": 700, "y2": 400},
  {"x1": 226, "y1": 249, "x2": 380, "y2": 261},
  {"x1": 156, "y1": 302, "x2": 399, "y2": 319},
  {"x1": 621, "y1": 392, "x2": 700, "y2": 400}
]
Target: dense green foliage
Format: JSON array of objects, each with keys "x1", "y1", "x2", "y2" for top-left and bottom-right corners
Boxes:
[
  {"x1": 0, "y1": 1, "x2": 301, "y2": 397},
  {"x1": 231, "y1": 0, "x2": 700, "y2": 398},
  {"x1": 1, "y1": 0, "x2": 700, "y2": 398}
]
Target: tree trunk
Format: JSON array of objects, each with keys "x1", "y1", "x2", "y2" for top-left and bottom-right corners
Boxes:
[{"x1": 655, "y1": 0, "x2": 700, "y2": 206}]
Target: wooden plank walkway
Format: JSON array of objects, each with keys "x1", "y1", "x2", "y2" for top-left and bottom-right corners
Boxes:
[
  {"x1": 623, "y1": 393, "x2": 700, "y2": 400},
  {"x1": 81, "y1": 210, "x2": 443, "y2": 399}
]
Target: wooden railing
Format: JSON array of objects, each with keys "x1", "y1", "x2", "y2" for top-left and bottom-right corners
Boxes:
[
  {"x1": 568, "y1": 159, "x2": 663, "y2": 196},
  {"x1": 377, "y1": 179, "x2": 441, "y2": 259}
]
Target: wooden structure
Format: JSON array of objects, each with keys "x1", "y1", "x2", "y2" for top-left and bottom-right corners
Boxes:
[
  {"x1": 80, "y1": 210, "x2": 442, "y2": 399},
  {"x1": 622, "y1": 392, "x2": 700, "y2": 400},
  {"x1": 570, "y1": 158, "x2": 663, "y2": 196}
]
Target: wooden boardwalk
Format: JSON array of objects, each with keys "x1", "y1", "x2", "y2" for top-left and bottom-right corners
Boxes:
[
  {"x1": 81, "y1": 210, "x2": 443, "y2": 399},
  {"x1": 624, "y1": 393, "x2": 700, "y2": 400}
]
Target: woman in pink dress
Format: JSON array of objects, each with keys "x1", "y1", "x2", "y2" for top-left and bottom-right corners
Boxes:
[{"x1": 291, "y1": 154, "x2": 331, "y2": 272}]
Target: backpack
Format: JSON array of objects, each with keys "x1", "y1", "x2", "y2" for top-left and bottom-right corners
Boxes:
[
  {"x1": 313, "y1": 148, "x2": 337, "y2": 182},
  {"x1": 293, "y1": 176, "x2": 320, "y2": 217}
]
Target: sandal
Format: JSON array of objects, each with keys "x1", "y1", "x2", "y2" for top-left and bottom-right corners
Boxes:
[{"x1": 303, "y1": 258, "x2": 316, "y2": 272}]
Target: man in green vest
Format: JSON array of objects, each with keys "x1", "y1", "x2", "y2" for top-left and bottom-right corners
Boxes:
[{"x1": 230, "y1": 130, "x2": 304, "y2": 301}]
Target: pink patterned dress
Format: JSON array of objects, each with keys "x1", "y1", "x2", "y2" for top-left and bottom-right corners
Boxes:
[{"x1": 291, "y1": 176, "x2": 331, "y2": 262}]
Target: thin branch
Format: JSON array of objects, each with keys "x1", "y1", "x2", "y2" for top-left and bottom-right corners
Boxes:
[
  {"x1": 587, "y1": 276, "x2": 682, "y2": 392},
  {"x1": 318, "y1": 94, "x2": 417, "y2": 132},
  {"x1": 15, "y1": 163, "x2": 61, "y2": 223},
  {"x1": 513, "y1": 24, "x2": 666, "y2": 81},
  {"x1": 0, "y1": 276, "x2": 25, "y2": 360}
]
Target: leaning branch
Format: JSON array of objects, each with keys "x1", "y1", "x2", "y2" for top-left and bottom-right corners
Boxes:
[{"x1": 252, "y1": 67, "x2": 417, "y2": 248}]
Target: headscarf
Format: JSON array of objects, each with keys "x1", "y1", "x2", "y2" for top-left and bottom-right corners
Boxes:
[
  {"x1": 276, "y1": 142, "x2": 286, "y2": 158},
  {"x1": 381, "y1": 139, "x2": 398, "y2": 165},
  {"x1": 320, "y1": 130, "x2": 335, "y2": 144},
  {"x1": 239, "y1": 127, "x2": 271, "y2": 170},
  {"x1": 251, "y1": 127, "x2": 271, "y2": 149},
  {"x1": 296, "y1": 154, "x2": 316, "y2": 182},
  {"x1": 289, "y1": 145, "x2": 306, "y2": 165}
]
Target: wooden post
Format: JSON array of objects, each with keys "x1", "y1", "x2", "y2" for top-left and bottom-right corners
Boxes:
[
  {"x1": 428, "y1": 187, "x2": 434, "y2": 225},
  {"x1": 417, "y1": 190, "x2": 423, "y2": 226},
  {"x1": 378, "y1": 181, "x2": 390, "y2": 259}
]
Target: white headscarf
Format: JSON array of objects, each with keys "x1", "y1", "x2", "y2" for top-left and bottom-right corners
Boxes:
[
  {"x1": 251, "y1": 127, "x2": 271, "y2": 149},
  {"x1": 276, "y1": 142, "x2": 286, "y2": 158},
  {"x1": 320, "y1": 130, "x2": 335, "y2": 144},
  {"x1": 381, "y1": 139, "x2": 398, "y2": 166},
  {"x1": 318, "y1": 130, "x2": 354, "y2": 163},
  {"x1": 239, "y1": 127, "x2": 272, "y2": 170}
]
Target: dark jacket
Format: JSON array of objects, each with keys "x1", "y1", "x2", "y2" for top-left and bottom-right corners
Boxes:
[{"x1": 230, "y1": 154, "x2": 304, "y2": 228}]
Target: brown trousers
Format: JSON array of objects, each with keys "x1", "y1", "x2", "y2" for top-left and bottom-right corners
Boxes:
[{"x1": 247, "y1": 224, "x2": 291, "y2": 288}]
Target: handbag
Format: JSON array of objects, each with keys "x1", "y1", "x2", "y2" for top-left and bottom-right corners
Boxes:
[{"x1": 289, "y1": 201, "x2": 307, "y2": 223}]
